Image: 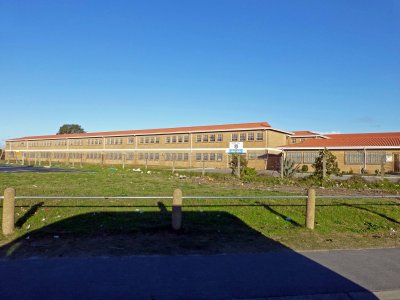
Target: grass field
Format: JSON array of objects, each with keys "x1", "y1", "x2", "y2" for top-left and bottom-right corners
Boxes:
[{"x1": 0, "y1": 165, "x2": 399, "y2": 258}]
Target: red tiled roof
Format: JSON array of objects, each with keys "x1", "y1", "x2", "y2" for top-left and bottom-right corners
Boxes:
[
  {"x1": 291, "y1": 131, "x2": 321, "y2": 136},
  {"x1": 8, "y1": 122, "x2": 272, "y2": 141},
  {"x1": 281, "y1": 132, "x2": 400, "y2": 149}
]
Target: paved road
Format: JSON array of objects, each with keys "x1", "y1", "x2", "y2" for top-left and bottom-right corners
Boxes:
[
  {"x1": 0, "y1": 248, "x2": 399, "y2": 299},
  {"x1": 0, "y1": 165, "x2": 88, "y2": 173}
]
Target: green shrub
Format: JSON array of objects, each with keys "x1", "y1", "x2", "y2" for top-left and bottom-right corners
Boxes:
[
  {"x1": 242, "y1": 167, "x2": 258, "y2": 182},
  {"x1": 313, "y1": 149, "x2": 340, "y2": 179},
  {"x1": 301, "y1": 165, "x2": 309, "y2": 172},
  {"x1": 282, "y1": 158, "x2": 298, "y2": 177}
]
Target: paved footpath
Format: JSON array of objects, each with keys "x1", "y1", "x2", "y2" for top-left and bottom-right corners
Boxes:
[{"x1": 0, "y1": 248, "x2": 399, "y2": 300}]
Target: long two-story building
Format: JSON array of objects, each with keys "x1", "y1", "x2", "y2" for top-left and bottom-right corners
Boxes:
[
  {"x1": 5, "y1": 122, "x2": 400, "y2": 173},
  {"x1": 4, "y1": 122, "x2": 291, "y2": 170}
]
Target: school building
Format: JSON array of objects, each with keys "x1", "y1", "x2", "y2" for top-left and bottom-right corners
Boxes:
[
  {"x1": 4, "y1": 122, "x2": 400, "y2": 174},
  {"x1": 281, "y1": 132, "x2": 400, "y2": 174}
]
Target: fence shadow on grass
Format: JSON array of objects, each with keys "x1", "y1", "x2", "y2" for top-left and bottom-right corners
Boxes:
[
  {"x1": 15, "y1": 202, "x2": 44, "y2": 228},
  {"x1": 342, "y1": 203, "x2": 400, "y2": 225},
  {"x1": 0, "y1": 208, "x2": 378, "y2": 299},
  {"x1": 259, "y1": 203, "x2": 302, "y2": 227}
]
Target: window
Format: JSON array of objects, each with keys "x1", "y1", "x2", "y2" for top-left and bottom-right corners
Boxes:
[
  {"x1": 196, "y1": 135, "x2": 202, "y2": 142},
  {"x1": 145, "y1": 137, "x2": 149, "y2": 144},
  {"x1": 155, "y1": 137, "x2": 160, "y2": 144},
  {"x1": 128, "y1": 137, "x2": 134, "y2": 144},
  {"x1": 172, "y1": 136, "x2": 177, "y2": 143},
  {"x1": 165, "y1": 153, "x2": 171, "y2": 161},
  {"x1": 149, "y1": 153, "x2": 154, "y2": 160},
  {"x1": 217, "y1": 134, "x2": 223, "y2": 142},
  {"x1": 291, "y1": 138, "x2": 297, "y2": 144},
  {"x1": 126, "y1": 153, "x2": 134, "y2": 160},
  {"x1": 139, "y1": 153, "x2": 144, "y2": 160},
  {"x1": 203, "y1": 153, "x2": 209, "y2": 161},
  {"x1": 196, "y1": 153, "x2": 202, "y2": 161},
  {"x1": 184, "y1": 153, "x2": 189, "y2": 161},
  {"x1": 178, "y1": 136, "x2": 183, "y2": 143},
  {"x1": 140, "y1": 137, "x2": 144, "y2": 144},
  {"x1": 248, "y1": 133, "x2": 254, "y2": 141},
  {"x1": 240, "y1": 133, "x2": 246, "y2": 141},
  {"x1": 286, "y1": 152, "x2": 302, "y2": 163},
  {"x1": 177, "y1": 153, "x2": 183, "y2": 161},
  {"x1": 303, "y1": 152, "x2": 319, "y2": 164},
  {"x1": 166, "y1": 136, "x2": 171, "y2": 143},
  {"x1": 231, "y1": 133, "x2": 238, "y2": 141},
  {"x1": 256, "y1": 132, "x2": 263, "y2": 141},
  {"x1": 210, "y1": 153, "x2": 215, "y2": 161},
  {"x1": 203, "y1": 135, "x2": 208, "y2": 142},
  {"x1": 155, "y1": 153, "x2": 159, "y2": 160},
  {"x1": 217, "y1": 153, "x2": 223, "y2": 161},
  {"x1": 345, "y1": 151, "x2": 364, "y2": 165},
  {"x1": 150, "y1": 137, "x2": 155, "y2": 144},
  {"x1": 367, "y1": 151, "x2": 386, "y2": 164},
  {"x1": 210, "y1": 134, "x2": 215, "y2": 142},
  {"x1": 184, "y1": 135, "x2": 189, "y2": 143}
]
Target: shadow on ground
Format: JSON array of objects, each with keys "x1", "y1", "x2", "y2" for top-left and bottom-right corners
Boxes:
[
  {"x1": 0, "y1": 205, "x2": 379, "y2": 299},
  {"x1": 0, "y1": 165, "x2": 90, "y2": 173}
]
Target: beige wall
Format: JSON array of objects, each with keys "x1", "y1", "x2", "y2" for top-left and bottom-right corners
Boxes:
[
  {"x1": 285, "y1": 149, "x2": 400, "y2": 174},
  {"x1": 4, "y1": 129, "x2": 289, "y2": 170}
]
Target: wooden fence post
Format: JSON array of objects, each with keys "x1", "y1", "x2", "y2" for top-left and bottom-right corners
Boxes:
[
  {"x1": 2, "y1": 188, "x2": 15, "y2": 235},
  {"x1": 172, "y1": 189, "x2": 182, "y2": 230},
  {"x1": 306, "y1": 188, "x2": 316, "y2": 229}
]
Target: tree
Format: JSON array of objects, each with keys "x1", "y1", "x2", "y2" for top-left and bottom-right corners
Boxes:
[
  {"x1": 57, "y1": 124, "x2": 85, "y2": 135},
  {"x1": 229, "y1": 154, "x2": 248, "y2": 176},
  {"x1": 312, "y1": 148, "x2": 340, "y2": 178}
]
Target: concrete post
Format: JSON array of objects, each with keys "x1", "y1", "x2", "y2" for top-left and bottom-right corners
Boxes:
[
  {"x1": 122, "y1": 153, "x2": 125, "y2": 169},
  {"x1": 280, "y1": 155, "x2": 284, "y2": 178},
  {"x1": 306, "y1": 188, "x2": 316, "y2": 230},
  {"x1": 202, "y1": 160, "x2": 205, "y2": 177},
  {"x1": 2, "y1": 188, "x2": 15, "y2": 235},
  {"x1": 172, "y1": 189, "x2": 182, "y2": 230},
  {"x1": 322, "y1": 155, "x2": 326, "y2": 179},
  {"x1": 381, "y1": 159, "x2": 385, "y2": 180},
  {"x1": 172, "y1": 159, "x2": 175, "y2": 174}
]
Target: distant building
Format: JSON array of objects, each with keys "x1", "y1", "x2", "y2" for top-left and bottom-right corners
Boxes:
[
  {"x1": 4, "y1": 122, "x2": 291, "y2": 170},
  {"x1": 5, "y1": 123, "x2": 400, "y2": 174},
  {"x1": 281, "y1": 132, "x2": 400, "y2": 174}
]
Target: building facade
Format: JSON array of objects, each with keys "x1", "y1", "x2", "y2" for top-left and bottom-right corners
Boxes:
[
  {"x1": 281, "y1": 132, "x2": 400, "y2": 174},
  {"x1": 4, "y1": 122, "x2": 291, "y2": 170},
  {"x1": 5, "y1": 123, "x2": 400, "y2": 173}
]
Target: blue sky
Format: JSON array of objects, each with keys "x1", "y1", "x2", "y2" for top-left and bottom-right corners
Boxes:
[{"x1": 1, "y1": 0, "x2": 399, "y2": 144}]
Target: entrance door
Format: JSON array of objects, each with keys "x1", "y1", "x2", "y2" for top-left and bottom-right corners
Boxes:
[{"x1": 394, "y1": 154, "x2": 400, "y2": 173}]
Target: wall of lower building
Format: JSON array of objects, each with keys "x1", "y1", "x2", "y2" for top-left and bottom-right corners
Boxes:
[{"x1": 285, "y1": 149, "x2": 400, "y2": 174}]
